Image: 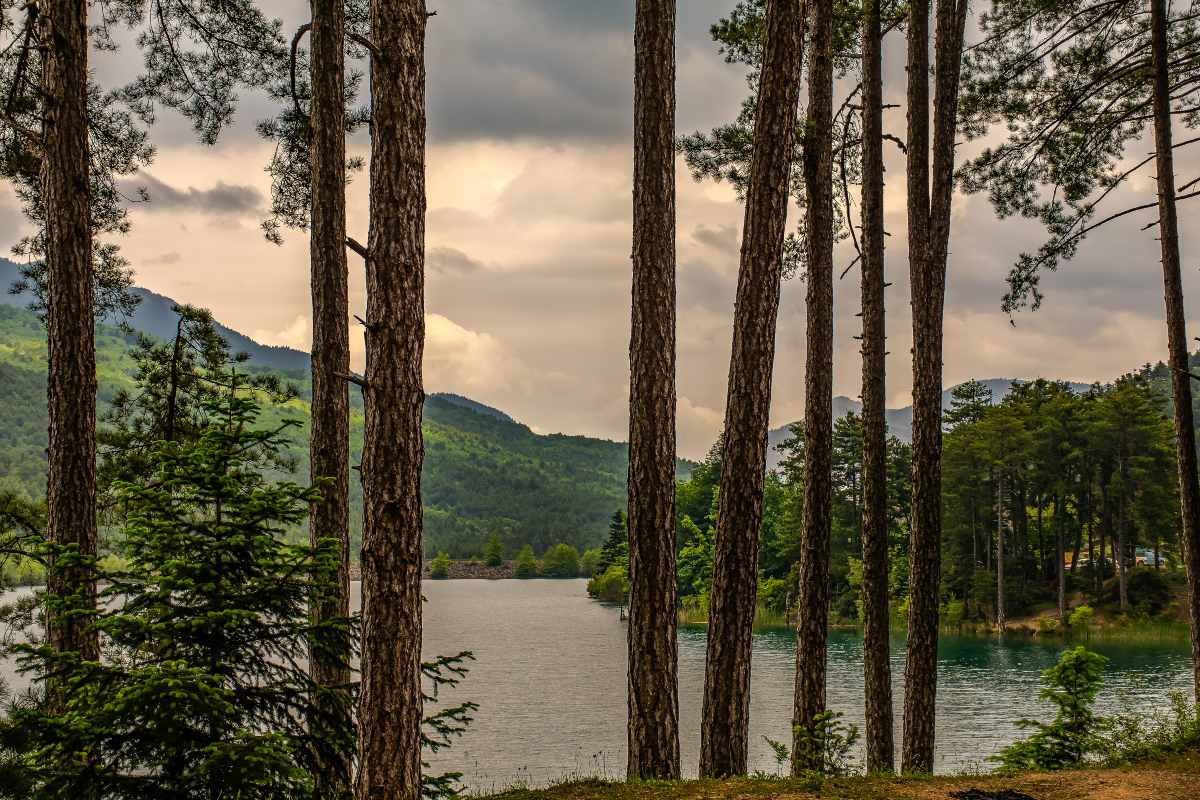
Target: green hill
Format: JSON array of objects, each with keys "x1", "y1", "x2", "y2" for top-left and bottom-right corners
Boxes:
[{"x1": 0, "y1": 302, "x2": 685, "y2": 559}]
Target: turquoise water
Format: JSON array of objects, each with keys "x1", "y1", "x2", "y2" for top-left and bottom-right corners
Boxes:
[
  {"x1": 417, "y1": 579, "x2": 1193, "y2": 790},
  {"x1": 3, "y1": 580, "x2": 1193, "y2": 790}
]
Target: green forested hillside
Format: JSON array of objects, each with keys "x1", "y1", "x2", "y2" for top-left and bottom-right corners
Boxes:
[{"x1": 0, "y1": 304, "x2": 679, "y2": 558}]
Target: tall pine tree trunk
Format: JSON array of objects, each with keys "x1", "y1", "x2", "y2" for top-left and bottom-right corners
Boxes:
[
  {"x1": 699, "y1": 0, "x2": 805, "y2": 777},
  {"x1": 41, "y1": 0, "x2": 100, "y2": 673},
  {"x1": 858, "y1": 0, "x2": 894, "y2": 774},
  {"x1": 792, "y1": 0, "x2": 834, "y2": 776},
  {"x1": 357, "y1": 2, "x2": 427, "y2": 798},
  {"x1": 1150, "y1": 0, "x2": 1200, "y2": 701},
  {"x1": 627, "y1": 0, "x2": 680, "y2": 780},
  {"x1": 996, "y1": 472, "x2": 1006, "y2": 632},
  {"x1": 903, "y1": 0, "x2": 967, "y2": 773},
  {"x1": 308, "y1": 0, "x2": 352, "y2": 795}
]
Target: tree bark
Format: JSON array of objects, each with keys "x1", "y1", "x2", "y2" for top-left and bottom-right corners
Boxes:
[
  {"x1": 902, "y1": 0, "x2": 967, "y2": 774},
  {"x1": 997, "y1": 471, "x2": 1006, "y2": 632},
  {"x1": 699, "y1": 0, "x2": 805, "y2": 778},
  {"x1": 858, "y1": 0, "x2": 894, "y2": 774},
  {"x1": 627, "y1": 0, "x2": 680, "y2": 780},
  {"x1": 41, "y1": 0, "x2": 100, "y2": 675},
  {"x1": 308, "y1": 0, "x2": 353, "y2": 795},
  {"x1": 1150, "y1": 0, "x2": 1200, "y2": 701},
  {"x1": 356, "y1": 2, "x2": 427, "y2": 799},
  {"x1": 792, "y1": 0, "x2": 834, "y2": 776}
]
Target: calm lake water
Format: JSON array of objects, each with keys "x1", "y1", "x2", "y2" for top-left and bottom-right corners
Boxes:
[
  {"x1": 3, "y1": 579, "x2": 1194, "y2": 791},
  {"x1": 413, "y1": 579, "x2": 1194, "y2": 791}
]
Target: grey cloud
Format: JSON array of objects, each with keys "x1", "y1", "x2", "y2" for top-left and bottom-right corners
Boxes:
[
  {"x1": 692, "y1": 223, "x2": 738, "y2": 253},
  {"x1": 144, "y1": 251, "x2": 183, "y2": 266},
  {"x1": 679, "y1": 259, "x2": 736, "y2": 312},
  {"x1": 124, "y1": 172, "x2": 264, "y2": 216},
  {"x1": 429, "y1": 246, "x2": 484, "y2": 275}
]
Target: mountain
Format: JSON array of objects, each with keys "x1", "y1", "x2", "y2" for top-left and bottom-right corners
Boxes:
[
  {"x1": 2, "y1": 258, "x2": 309, "y2": 371},
  {"x1": 765, "y1": 378, "x2": 1094, "y2": 470},
  {"x1": 0, "y1": 261, "x2": 692, "y2": 557}
]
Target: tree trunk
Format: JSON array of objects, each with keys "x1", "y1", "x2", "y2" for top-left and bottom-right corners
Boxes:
[
  {"x1": 699, "y1": 0, "x2": 805, "y2": 778},
  {"x1": 1056, "y1": 495, "x2": 1065, "y2": 619},
  {"x1": 904, "y1": 0, "x2": 969, "y2": 775},
  {"x1": 308, "y1": 0, "x2": 353, "y2": 795},
  {"x1": 997, "y1": 471, "x2": 1005, "y2": 632},
  {"x1": 627, "y1": 0, "x2": 680, "y2": 780},
  {"x1": 857, "y1": 0, "x2": 893, "y2": 774},
  {"x1": 41, "y1": 0, "x2": 100, "y2": 677},
  {"x1": 356, "y1": 3, "x2": 427, "y2": 799},
  {"x1": 792, "y1": 0, "x2": 834, "y2": 776},
  {"x1": 1118, "y1": 484, "x2": 1129, "y2": 612},
  {"x1": 1150, "y1": 0, "x2": 1200, "y2": 701}
]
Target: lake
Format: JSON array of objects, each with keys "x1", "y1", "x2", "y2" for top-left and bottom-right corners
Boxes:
[
  {"x1": 3, "y1": 579, "x2": 1194, "y2": 791},
  {"x1": 415, "y1": 579, "x2": 1194, "y2": 790}
]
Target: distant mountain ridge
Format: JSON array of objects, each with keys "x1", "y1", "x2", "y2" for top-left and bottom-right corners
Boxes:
[{"x1": 0, "y1": 258, "x2": 673, "y2": 555}]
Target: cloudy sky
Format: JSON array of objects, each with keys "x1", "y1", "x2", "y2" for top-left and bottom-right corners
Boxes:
[{"x1": 2, "y1": 0, "x2": 1196, "y2": 459}]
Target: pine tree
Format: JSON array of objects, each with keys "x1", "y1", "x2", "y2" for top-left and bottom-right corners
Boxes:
[
  {"x1": 858, "y1": 1, "x2": 892, "y2": 766},
  {"x1": 356, "y1": 2, "x2": 430, "y2": 798},
  {"x1": 3, "y1": 391, "x2": 356, "y2": 798},
  {"x1": 700, "y1": 0, "x2": 805, "y2": 777},
  {"x1": 598, "y1": 510, "x2": 630, "y2": 574},
  {"x1": 944, "y1": 380, "x2": 995, "y2": 430},
  {"x1": 902, "y1": 0, "x2": 969, "y2": 773},
  {"x1": 626, "y1": 0, "x2": 680, "y2": 778},
  {"x1": 792, "y1": 0, "x2": 835, "y2": 776},
  {"x1": 958, "y1": 0, "x2": 1200, "y2": 700}
]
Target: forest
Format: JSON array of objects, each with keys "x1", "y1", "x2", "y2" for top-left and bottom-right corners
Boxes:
[{"x1": 0, "y1": 0, "x2": 1199, "y2": 798}]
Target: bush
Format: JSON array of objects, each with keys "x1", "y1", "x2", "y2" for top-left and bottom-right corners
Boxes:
[
  {"x1": 772, "y1": 711, "x2": 860, "y2": 777},
  {"x1": 430, "y1": 552, "x2": 451, "y2": 580},
  {"x1": 483, "y1": 533, "x2": 504, "y2": 567},
  {"x1": 993, "y1": 645, "x2": 1108, "y2": 772},
  {"x1": 513, "y1": 544, "x2": 539, "y2": 578},
  {"x1": 578, "y1": 547, "x2": 602, "y2": 577},
  {"x1": 586, "y1": 565, "x2": 629, "y2": 603},
  {"x1": 541, "y1": 543, "x2": 580, "y2": 578},
  {"x1": 757, "y1": 576, "x2": 790, "y2": 613},
  {"x1": 1038, "y1": 616, "x2": 1062, "y2": 634},
  {"x1": 1068, "y1": 604, "x2": 1094, "y2": 632},
  {"x1": 1100, "y1": 691, "x2": 1200, "y2": 763}
]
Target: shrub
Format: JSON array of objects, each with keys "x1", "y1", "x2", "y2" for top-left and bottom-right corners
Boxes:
[
  {"x1": 993, "y1": 645, "x2": 1108, "y2": 772},
  {"x1": 513, "y1": 544, "x2": 539, "y2": 578},
  {"x1": 1038, "y1": 616, "x2": 1062, "y2": 634},
  {"x1": 586, "y1": 565, "x2": 629, "y2": 603},
  {"x1": 578, "y1": 547, "x2": 602, "y2": 577},
  {"x1": 757, "y1": 576, "x2": 790, "y2": 614},
  {"x1": 1100, "y1": 691, "x2": 1200, "y2": 763},
  {"x1": 772, "y1": 711, "x2": 860, "y2": 777},
  {"x1": 483, "y1": 533, "x2": 504, "y2": 567},
  {"x1": 1068, "y1": 604, "x2": 1094, "y2": 632},
  {"x1": 540, "y1": 543, "x2": 580, "y2": 578},
  {"x1": 430, "y1": 552, "x2": 451, "y2": 580}
]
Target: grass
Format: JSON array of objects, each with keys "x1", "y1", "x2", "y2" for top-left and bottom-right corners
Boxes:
[
  {"x1": 677, "y1": 603, "x2": 790, "y2": 629},
  {"x1": 480, "y1": 750, "x2": 1200, "y2": 800}
]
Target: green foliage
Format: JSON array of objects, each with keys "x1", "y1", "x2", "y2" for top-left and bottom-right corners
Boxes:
[
  {"x1": 1099, "y1": 691, "x2": 1200, "y2": 764},
  {"x1": 578, "y1": 548, "x2": 602, "y2": 578},
  {"x1": 1069, "y1": 604, "x2": 1095, "y2": 631},
  {"x1": 0, "y1": 392, "x2": 356, "y2": 798},
  {"x1": 431, "y1": 552, "x2": 451, "y2": 580},
  {"x1": 513, "y1": 545, "x2": 539, "y2": 579},
  {"x1": 790, "y1": 711, "x2": 860, "y2": 777},
  {"x1": 541, "y1": 543, "x2": 580, "y2": 579},
  {"x1": 586, "y1": 566, "x2": 630, "y2": 604},
  {"x1": 0, "y1": 301, "x2": 693, "y2": 558},
  {"x1": 596, "y1": 510, "x2": 629, "y2": 574},
  {"x1": 994, "y1": 646, "x2": 1109, "y2": 772},
  {"x1": 483, "y1": 533, "x2": 505, "y2": 567}
]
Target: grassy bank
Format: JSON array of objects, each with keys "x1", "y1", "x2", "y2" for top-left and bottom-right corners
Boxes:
[{"x1": 485, "y1": 750, "x2": 1200, "y2": 800}]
